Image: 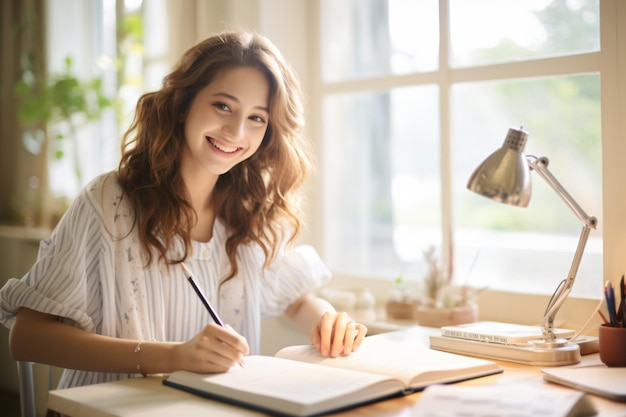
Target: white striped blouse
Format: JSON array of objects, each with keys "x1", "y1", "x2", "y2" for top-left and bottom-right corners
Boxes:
[{"x1": 0, "y1": 171, "x2": 330, "y2": 389}]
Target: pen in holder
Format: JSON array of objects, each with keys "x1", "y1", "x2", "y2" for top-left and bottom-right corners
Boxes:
[
  {"x1": 599, "y1": 275, "x2": 626, "y2": 367},
  {"x1": 602, "y1": 276, "x2": 626, "y2": 327}
]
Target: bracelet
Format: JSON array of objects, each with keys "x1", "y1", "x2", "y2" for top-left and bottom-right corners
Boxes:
[{"x1": 134, "y1": 340, "x2": 146, "y2": 376}]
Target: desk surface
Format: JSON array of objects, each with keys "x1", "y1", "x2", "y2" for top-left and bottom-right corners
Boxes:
[{"x1": 48, "y1": 327, "x2": 626, "y2": 417}]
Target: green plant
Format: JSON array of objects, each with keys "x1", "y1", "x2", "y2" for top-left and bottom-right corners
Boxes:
[
  {"x1": 15, "y1": 54, "x2": 113, "y2": 184},
  {"x1": 390, "y1": 276, "x2": 410, "y2": 301}
]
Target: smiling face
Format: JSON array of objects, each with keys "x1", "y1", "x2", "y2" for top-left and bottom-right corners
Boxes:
[{"x1": 181, "y1": 65, "x2": 271, "y2": 179}]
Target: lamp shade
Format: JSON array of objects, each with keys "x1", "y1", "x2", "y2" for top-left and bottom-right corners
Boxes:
[{"x1": 467, "y1": 127, "x2": 532, "y2": 207}]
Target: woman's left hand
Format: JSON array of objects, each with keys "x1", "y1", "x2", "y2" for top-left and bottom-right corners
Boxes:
[{"x1": 310, "y1": 311, "x2": 367, "y2": 357}]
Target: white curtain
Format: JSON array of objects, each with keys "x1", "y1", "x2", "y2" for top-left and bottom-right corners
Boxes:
[{"x1": 0, "y1": 0, "x2": 50, "y2": 228}]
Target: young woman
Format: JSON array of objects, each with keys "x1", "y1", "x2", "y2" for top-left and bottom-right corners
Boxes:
[{"x1": 0, "y1": 31, "x2": 367, "y2": 389}]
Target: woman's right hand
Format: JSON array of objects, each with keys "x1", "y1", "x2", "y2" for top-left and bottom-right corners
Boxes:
[
  {"x1": 10, "y1": 308, "x2": 248, "y2": 375},
  {"x1": 172, "y1": 323, "x2": 249, "y2": 373}
]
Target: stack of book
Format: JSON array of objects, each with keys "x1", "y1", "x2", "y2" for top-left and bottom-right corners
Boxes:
[{"x1": 429, "y1": 321, "x2": 584, "y2": 366}]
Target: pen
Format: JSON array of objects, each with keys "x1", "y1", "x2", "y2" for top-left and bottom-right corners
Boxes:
[
  {"x1": 609, "y1": 284, "x2": 617, "y2": 326},
  {"x1": 181, "y1": 262, "x2": 224, "y2": 326},
  {"x1": 181, "y1": 262, "x2": 245, "y2": 368},
  {"x1": 617, "y1": 275, "x2": 626, "y2": 327},
  {"x1": 604, "y1": 281, "x2": 616, "y2": 327}
]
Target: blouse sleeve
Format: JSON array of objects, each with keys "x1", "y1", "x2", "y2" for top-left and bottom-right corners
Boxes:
[
  {"x1": 258, "y1": 244, "x2": 332, "y2": 317},
  {"x1": 0, "y1": 182, "x2": 107, "y2": 332}
]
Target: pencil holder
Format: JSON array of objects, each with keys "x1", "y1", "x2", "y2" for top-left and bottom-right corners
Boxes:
[{"x1": 598, "y1": 324, "x2": 626, "y2": 367}]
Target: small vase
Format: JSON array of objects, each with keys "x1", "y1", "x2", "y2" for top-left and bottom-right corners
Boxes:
[
  {"x1": 386, "y1": 299, "x2": 421, "y2": 320},
  {"x1": 599, "y1": 324, "x2": 626, "y2": 367},
  {"x1": 416, "y1": 303, "x2": 478, "y2": 328}
]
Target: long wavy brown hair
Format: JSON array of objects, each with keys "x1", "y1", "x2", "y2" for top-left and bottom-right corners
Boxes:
[{"x1": 117, "y1": 31, "x2": 312, "y2": 280}]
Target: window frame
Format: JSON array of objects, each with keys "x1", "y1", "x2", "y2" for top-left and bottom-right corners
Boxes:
[{"x1": 302, "y1": 0, "x2": 626, "y2": 327}]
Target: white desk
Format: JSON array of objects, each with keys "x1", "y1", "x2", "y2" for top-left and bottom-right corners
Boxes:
[{"x1": 48, "y1": 327, "x2": 626, "y2": 417}]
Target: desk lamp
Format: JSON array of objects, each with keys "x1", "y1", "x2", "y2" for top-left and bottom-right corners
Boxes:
[{"x1": 465, "y1": 126, "x2": 597, "y2": 365}]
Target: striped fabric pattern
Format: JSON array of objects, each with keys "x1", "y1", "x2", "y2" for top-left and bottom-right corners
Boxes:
[{"x1": 0, "y1": 171, "x2": 330, "y2": 388}]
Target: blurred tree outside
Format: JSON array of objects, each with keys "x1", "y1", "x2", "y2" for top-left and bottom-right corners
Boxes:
[{"x1": 457, "y1": 0, "x2": 601, "y2": 234}]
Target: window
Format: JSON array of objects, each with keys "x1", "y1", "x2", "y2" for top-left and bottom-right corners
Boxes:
[
  {"x1": 45, "y1": 0, "x2": 118, "y2": 197},
  {"x1": 45, "y1": 0, "x2": 168, "y2": 198},
  {"x1": 318, "y1": 0, "x2": 605, "y2": 297}
]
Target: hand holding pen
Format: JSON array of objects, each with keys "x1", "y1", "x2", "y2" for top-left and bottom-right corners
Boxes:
[{"x1": 180, "y1": 263, "x2": 248, "y2": 370}]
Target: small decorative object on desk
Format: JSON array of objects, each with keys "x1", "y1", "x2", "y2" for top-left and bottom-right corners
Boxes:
[
  {"x1": 417, "y1": 246, "x2": 479, "y2": 327},
  {"x1": 599, "y1": 275, "x2": 626, "y2": 366},
  {"x1": 385, "y1": 276, "x2": 421, "y2": 320},
  {"x1": 416, "y1": 303, "x2": 479, "y2": 328}
]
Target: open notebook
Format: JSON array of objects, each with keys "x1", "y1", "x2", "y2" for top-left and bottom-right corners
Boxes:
[{"x1": 163, "y1": 336, "x2": 502, "y2": 417}]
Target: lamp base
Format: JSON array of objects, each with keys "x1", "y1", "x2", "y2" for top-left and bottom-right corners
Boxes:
[{"x1": 429, "y1": 334, "x2": 581, "y2": 366}]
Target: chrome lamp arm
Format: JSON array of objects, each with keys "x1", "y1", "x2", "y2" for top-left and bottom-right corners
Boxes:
[{"x1": 528, "y1": 155, "x2": 598, "y2": 346}]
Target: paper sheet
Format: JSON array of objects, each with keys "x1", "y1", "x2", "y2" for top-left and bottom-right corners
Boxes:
[{"x1": 414, "y1": 384, "x2": 596, "y2": 417}]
